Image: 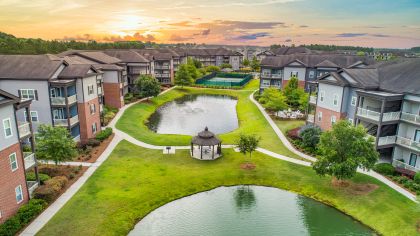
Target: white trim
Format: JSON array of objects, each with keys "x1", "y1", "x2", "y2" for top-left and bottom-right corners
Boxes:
[
  {"x1": 19, "y1": 89, "x2": 37, "y2": 101},
  {"x1": 15, "y1": 185, "x2": 23, "y2": 204},
  {"x1": 9, "y1": 152, "x2": 18, "y2": 172},
  {"x1": 24, "y1": 110, "x2": 39, "y2": 122},
  {"x1": 3, "y1": 118, "x2": 13, "y2": 138}
]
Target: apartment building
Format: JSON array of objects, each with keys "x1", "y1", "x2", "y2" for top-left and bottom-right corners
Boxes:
[
  {"x1": 0, "y1": 55, "x2": 103, "y2": 143},
  {"x1": 308, "y1": 58, "x2": 420, "y2": 176},
  {"x1": 259, "y1": 54, "x2": 374, "y2": 92},
  {"x1": 0, "y1": 89, "x2": 38, "y2": 223}
]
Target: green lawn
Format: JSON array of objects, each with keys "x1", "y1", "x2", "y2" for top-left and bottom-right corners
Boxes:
[
  {"x1": 116, "y1": 79, "x2": 302, "y2": 159},
  {"x1": 38, "y1": 141, "x2": 420, "y2": 236},
  {"x1": 274, "y1": 118, "x2": 306, "y2": 134}
]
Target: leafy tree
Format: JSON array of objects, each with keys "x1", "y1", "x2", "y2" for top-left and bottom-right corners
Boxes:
[
  {"x1": 175, "y1": 64, "x2": 194, "y2": 88},
  {"x1": 236, "y1": 134, "x2": 260, "y2": 161},
  {"x1": 221, "y1": 63, "x2": 232, "y2": 69},
  {"x1": 300, "y1": 125, "x2": 321, "y2": 149},
  {"x1": 205, "y1": 65, "x2": 220, "y2": 73},
  {"x1": 135, "y1": 75, "x2": 161, "y2": 98},
  {"x1": 36, "y1": 125, "x2": 78, "y2": 165},
  {"x1": 283, "y1": 76, "x2": 307, "y2": 110},
  {"x1": 250, "y1": 56, "x2": 260, "y2": 71},
  {"x1": 242, "y1": 58, "x2": 250, "y2": 67},
  {"x1": 191, "y1": 58, "x2": 202, "y2": 69},
  {"x1": 259, "y1": 87, "x2": 287, "y2": 114},
  {"x1": 356, "y1": 51, "x2": 366, "y2": 56},
  {"x1": 312, "y1": 121, "x2": 379, "y2": 181},
  {"x1": 186, "y1": 58, "x2": 201, "y2": 80}
]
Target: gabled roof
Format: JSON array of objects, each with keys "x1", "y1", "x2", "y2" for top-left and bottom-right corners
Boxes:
[
  {"x1": 58, "y1": 64, "x2": 101, "y2": 79},
  {"x1": 315, "y1": 60, "x2": 339, "y2": 68},
  {"x1": 271, "y1": 46, "x2": 311, "y2": 55},
  {"x1": 103, "y1": 50, "x2": 149, "y2": 63},
  {"x1": 0, "y1": 89, "x2": 19, "y2": 107},
  {"x1": 261, "y1": 54, "x2": 374, "y2": 68},
  {"x1": 0, "y1": 55, "x2": 65, "y2": 80},
  {"x1": 76, "y1": 51, "x2": 122, "y2": 64}
]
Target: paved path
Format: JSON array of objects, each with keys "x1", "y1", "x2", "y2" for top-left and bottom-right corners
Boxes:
[{"x1": 22, "y1": 85, "x2": 417, "y2": 235}]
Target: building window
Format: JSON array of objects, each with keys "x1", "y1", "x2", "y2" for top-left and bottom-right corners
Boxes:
[
  {"x1": 24, "y1": 111, "x2": 39, "y2": 122},
  {"x1": 262, "y1": 80, "x2": 270, "y2": 87},
  {"x1": 351, "y1": 96, "x2": 357, "y2": 106},
  {"x1": 90, "y1": 104, "x2": 96, "y2": 114},
  {"x1": 19, "y1": 89, "x2": 37, "y2": 100},
  {"x1": 409, "y1": 153, "x2": 417, "y2": 167},
  {"x1": 92, "y1": 122, "x2": 97, "y2": 134},
  {"x1": 88, "y1": 85, "x2": 94, "y2": 95},
  {"x1": 3, "y1": 118, "x2": 12, "y2": 138},
  {"x1": 308, "y1": 70, "x2": 315, "y2": 79},
  {"x1": 331, "y1": 115, "x2": 337, "y2": 124},
  {"x1": 291, "y1": 71, "x2": 298, "y2": 77},
  {"x1": 333, "y1": 94, "x2": 339, "y2": 106},
  {"x1": 15, "y1": 185, "x2": 23, "y2": 203},
  {"x1": 9, "y1": 152, "x2": 18, "y2": 171},
  {"x1": 318, "y1": 112, "x2": 322, "y2": 122},
  {"x1": 320, "y1": 91, "x2": 325, "y2": 102}
]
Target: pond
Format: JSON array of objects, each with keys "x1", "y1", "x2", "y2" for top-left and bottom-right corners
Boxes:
[
  {"x1": 147, "y1": 94, "x2": 239, "y2": 135},
  {"x1": 128, "y1": 186, "x2": 375, "y2": 236}
]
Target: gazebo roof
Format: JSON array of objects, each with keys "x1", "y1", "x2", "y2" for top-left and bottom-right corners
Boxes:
[{"x1": 191, "y1": 127, "x2": 221, "y2": 146}]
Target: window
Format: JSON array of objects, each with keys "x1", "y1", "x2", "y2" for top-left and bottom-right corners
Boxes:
[
  {"x1": 3, "y1": 118, "x2": 12, "y2": 138},
  {"x1": 15, "y1": 185, "x2": 23, "y2": 203},
  {"x1": 19, "y1": 89, "x2": 37, "y2": 100},
  {"x1": 24, "y1": 111, "x2": 39, "y2": 122},
  {"x1": 320, "y1": 91, "x2": 325, "y2": 102},
  {"x1": 92, "y1": 122, "x2": 97, "y2": 134},
  {"x1": 291, "y1": 71, "x2": 298, "y2": 77},
  {"x1": 351, "y1": 96, "x2": 357, "y2": 106},
  {"x1": 90, "y1": 104, "x2": 96, "y2": 114},
  {"x1": 331, "y1": 115, "x2": 337, "y2": 124},
  {"x1": 309, "y1": 70, "x2": 315, "y2": 79},
  {"x1": 9, "y1": 153, "x2": 18, "y2": 171},
  {"x1": 333, "y1": 94, "x2": 339, "y2": 106},
  {"x1": 262, "y1": 80, "x2": 270, "y2": 87},
  {"x1": 318, "y1": 112, "x2": 323, "y2": 122},
  {"x1": 87, "y1": 85, "x2": 94, "y2": 95}
]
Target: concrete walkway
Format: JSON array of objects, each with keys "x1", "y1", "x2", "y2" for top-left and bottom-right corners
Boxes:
[{"x1": 22, "y1": 85, "x2": 417, "y2": 235}]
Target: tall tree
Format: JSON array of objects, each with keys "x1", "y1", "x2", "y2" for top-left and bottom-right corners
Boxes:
[
  {"x1": 259, "y1": 87, "x2": 288, "y2": 115},
  {"x1": 236, "y1": 134, "x2": 260, "y2": 161},
  {"x1": 312, "y1": 121, "x2": 379, "y2": 181},
  {"x1": 250, "y1": 56, "x2": 260, "y2": 71},
  {"x1": 283, "y1": 76, "x2": 307, "y2": 110},
  {"x1": 36, "y1": 125, "x2": 78, "y2": 165},
  {"x1": 242, "y1": 58, "x2": 250, "y2": 67},
  {"x1": 175, "y1": 64, "x2": 194, "y2": 88},
  {"x1": 135, "y1": 75, "x2": 161, "y2": 98},
  {"x1": 186, "y1": 58, "x2": 201, "y2": 80}
]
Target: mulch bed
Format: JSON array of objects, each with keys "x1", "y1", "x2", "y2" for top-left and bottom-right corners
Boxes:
[
  {"x1": 75, "y1": 133, "x2": 115, "y2": 163},
  {"x1": 332, "y1": 179, "x2": 378, "y2": 195},
  {"x1": 240, "y1": 163, "x2": 256, "y2": 170}
]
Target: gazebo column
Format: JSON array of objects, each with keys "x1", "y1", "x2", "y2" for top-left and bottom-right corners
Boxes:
[
  {"x1": 191, "y1": 143, "x2": 193, "y2": 156},
  {"x1": 200, "y1": 145, "x2": 203, "y2": 159},
  {"x1": 212, "y1": 145, "x2": 214, "y2": 159}
]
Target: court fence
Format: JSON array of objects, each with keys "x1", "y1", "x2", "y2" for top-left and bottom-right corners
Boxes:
[{"x1": 195, "y1": 72, "x2": 253, "y2": 87}]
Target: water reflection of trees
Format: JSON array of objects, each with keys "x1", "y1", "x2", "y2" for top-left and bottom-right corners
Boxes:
[{"x1": 234, "y1": 186, "x2": 256, "y2": 211}]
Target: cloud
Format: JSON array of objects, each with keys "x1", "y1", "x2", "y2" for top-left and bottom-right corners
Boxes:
[
  {"x1": 233, "y1": 32, "x2": 270, "y2": 40},
  {"x1": 158, "y1": 0, "x2": 299, "y2": 10},
  {"x1": 103, "y1": 32, "x2": 156, "y2": 42},
  {"x1": 285, "y1": 39, "x2": 292, "y2": 42},
  {"x1": 168, "y1": 34, "x2": 194, "y2": 41},
  {"x1": 62, "y1": 34, "x2": 92, "y2": 41},
  {"x1": 168, "y1": 21, "x2": 193, "y2": 27},
  {"x1": 336, "y1": 33, "x2": 367, "y2": 37},
  {"x1": 299, "y1": 25, "x2": 309, "y2": 28},
  {"x1": 371, "y1": 34, "x2": 390, "y2": 37},
  {"x1": 201, "y1": 29, "x2": 211, "y2": 35}
]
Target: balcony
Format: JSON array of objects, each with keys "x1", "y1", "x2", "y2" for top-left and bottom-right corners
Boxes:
[
  {"x1": 54, "y1": 115, "x2": 79, "y2": 127},
  {"x1": 307, "y1": 114, "x2": 314, "y2": 123},
  {"x1": 377, "y1": 136, "x2": 396, "y2": 146},
  {"x1": 123, "y1": 80, "x2": 128, "y2": 87},
  {"x1": 356, "y1": 107, "x2": 400, "y2": 122},
  {"x1": 401, "y1": 112, "x2": 420, "y2": 125},
  {"x1": 395, "y1": 136, "x2": 420, "y2": 152},
  {"x1": 51, "y1": 94, "x2": 77, "y2": 106},
  {"x1": 18, "y1": 122, "x2": 31, "y2": 138},
  {"x1": 23, "y1": 152, "x2": 36, "y2": 170},
  {"x1": 27, "y1": 181, "x2": 39, "y2": 198},
  {"x1": 155, "y1": 65, "x2": 170, "y2": 70},
  {"x1": 393, "y1": 159, "x2": 419, "y2": 173},
  {"x1": 97, "y1": 87, "x2": 102, "y2": 95},
  {"x1": 155, "y1": 73, "x2": 170, "y2": 78},
  {"x1": 309, "y1": 96, "x2": 317, "y2": 104}
]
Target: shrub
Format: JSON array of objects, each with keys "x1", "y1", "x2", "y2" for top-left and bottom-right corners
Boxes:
[
  {"x1": 46, "y1": 176, "x2": 68, "y2": 191},
  {"x1": 300, "y1": 126, "x2": 321, "y2": 149},
  {"x1": 414, "y1": 172, "x2": 420, "y2": 184},
  {"x1": 95, "y1": 127, "x2": 113, "y2": 141},
  {"x1": 0, "y1": 215, "x2": 21, "y2": 236},
  {"x1": 373, "y1": 163, "x2": 395, "y2": 176},
  {"x1": 34, "y1": 176, "x2": 68, "y2": 203},
  {"x1": 26, "y1": 172, "x2": 51, "y2": 184},
  {"x1": 86, "y1": 138, "x2": 101, "y2": 147},
  {"x1": 124, "y1": 93, "x2": 134, "y2": 103}
]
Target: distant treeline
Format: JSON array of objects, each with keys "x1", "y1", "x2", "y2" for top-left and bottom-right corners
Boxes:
[{"x1": 0, "y1": 32, "x2": 157, "y2": 55}]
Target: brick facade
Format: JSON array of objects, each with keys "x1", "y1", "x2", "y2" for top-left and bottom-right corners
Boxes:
[
  {"x1": 103, "y1": 83, "x2": 124, "y2": 109},
  {"x1": 77, "y1": 97, "x2": 101, "y2": 143},
  {"x1": 0, "y1": 143, "x2": 28, "y2": 223},
  {"x1": 314, "y1": 106, "x2": 346, "y2": 130}
]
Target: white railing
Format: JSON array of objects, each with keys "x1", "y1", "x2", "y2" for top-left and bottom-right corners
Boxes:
[
  {"x1": 123, "y1": 81, "x2": 128, "y2": 86},
  {"x1": 382, "y1": 111, "x2": 401, "y2": 122},
  {"x1": 18, "y1": 122, "x2": 31, "y2": 138},
  {"x1": 377, "y1": 136, "x2": 396, "y2": 146},
  {"x1": 357, "y1": 107, "x2": 400, "y2": 122},
  {"x1": 53, "y1": 119, "x2": 67, "y2": 126},
  {"x1": 271, "y1": 74, "x2": 282, "y2": 78},
  {"x1": 393, "y1": 159, "x2": 420, "y2": 173},
  {"x1": 307, "y1": 114, "x2": 314, "y2": 123},
  {"x1": 97, "y1": 87, "x2": 102, "y2": 95},
  {"x1": 23, "y1": 152, "x2": 36, "y2": 170},
  {"x1": 67, "y1": 94, "x2": 77, "y2": 104},
  {"x1": 73, "y1": 135, "x2": 81, "y2": 142},
  {"x1": 155, "y1": 65, "x2": 170, "y2": 69},
  {"x1": 27, "y1": 181, "x2": 39, "y2": 197},
  {"x1": 395, "y1": 136, "x2": 420, "y2": 152},
  {"x1": 69, "y1": 115, "x2": 79, "y2": 126},
  {"x1": 155, "y1": 73, "x2": 170, "y2": 78},
  {"x1": 309, "y1": 96, "x2": 317, "y2": 104},
  {"x1": 401, "y1": 112, "x2": 420, "y2": 125},
  {"x1": 51, "y1": 97, "x2": 66, "y2": 106}
]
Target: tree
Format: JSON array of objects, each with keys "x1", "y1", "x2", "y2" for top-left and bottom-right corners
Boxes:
[
  {"x1": 135, "y1": 75, "x2": 161, "y2": 98},
  {"x1": 300, "y1": 125, "x2": 321, "y2": 149},
  {"x1": 186, "y1": 58, "x2": 201, "y2": 80},
  {"x1": 175, "y1": 64, "x2": 194, "y2": 88},
  {"x1": 259, "y1": 87, "x2": 287, "y2": 114},
  {"x1": 205, "y1": 65, "x2": 220, "y2": 73},
  {"x1": 242, "y1": 58, "x2": 250, "y2": 67},
  {"x1": 250, "y1": 56, "x2": 260, "y2": 71},
  {"x1": 356, "y1": 51, "x2": 366, "y2": 56},
  {"x1": 36, "y1": 125, "x2": 78, "y2": 165},
  {"x1": 191, "y1": 58, "x2": 202, "y2": 69},
  {"x1": 312, "y1": 121, "x2": 379, "y2": 181},
  {"x1": 283, "y1": 76, "x2": 307, "y2": 110},
  {"x1": 220, "y1": 63, "x2": 232, "y2": 69},
  {"x1": 236, "y1": 134, "x2": 260, "y2": 161}
]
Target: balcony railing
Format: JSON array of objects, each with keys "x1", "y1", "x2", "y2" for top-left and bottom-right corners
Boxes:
[
  {"x1": 261, "y1": 74, "x2": 282, "y2": 79},
  {"x1": 356, "y1": 107, "x2": 400, "y2": 122},
  {"x1": 70, "y1": 115, "x2": 79, "y2": 126},
  {"x1": 27, "y1": 181, "x2": 39, "y2": 197},
  {"x1": 307, "y1": 114, "x2": 314, "y2": 123},
  {"x1": 97, "y1": 87, "x2": 102, "y2": 95},
  {"x1": 155, "y1": 73, "x2": 170, "y2": 78},
  {"x1": 51, "y1": 94, "x2": 77, "y2": 106},
  {"x1": 155, "y1": 65, "x2": 170, "y2": 69},
  {"x1": 54, "y1": 115, "x2": 79, "y2": 127},
  {"x1": 401, "y1": 112, "x2": 420, "y2": 125},
  {"x1": 18, "y1": 122, "x2": 31, "y2": 138},
  {"x1": 309, "y1": 96, "x2": 317, "y2": 104},
  {"x1": 23, "y1": 152, "x2": 36, "y2": 170},
  {"x1": 73, "y1": 135, "x2": 81, "y2": 142},
  {"x1": 395, "y1": 136, "x2": 420, "y2": 152},
  {"x1": 377, "y1": 136, "x2": 396, "y2": 146},
  {"x1": 393, "y1": 159, "x2": 420, "y2": 173}
]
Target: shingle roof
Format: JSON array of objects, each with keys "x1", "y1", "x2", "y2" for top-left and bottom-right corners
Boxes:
[
  {"x1": 58, "y1": 64, "x2": 100, "y2": 79},
  {"x1": 103, "y1": 50, "x2": 149, "y2": 63},
  {"x1": 0, "y1": 55, "x2": 64, "y2": 80},
  {"x1": 261, "y1": 54, "x2": 374, "y2": 68},
  {"x1": 271, "y1": 46, "x2": 311, "y2": 55},
  {"x1": 76, "y1": 51, "x2": 121, "y2": 64}
]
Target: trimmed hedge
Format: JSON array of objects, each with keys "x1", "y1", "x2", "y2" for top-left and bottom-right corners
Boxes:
[
  {"x1": 0, "y1": 199, "x2": 47, "y2": 236},
  {"x1": 95, "y1": 127, "x2": 113, "y2": 141},
  {"x1": 33, "y1": 176, "x2": 68, "y2": 203},
  {"x1": 373, "y1": 163, "x2": 395, "y2": 176},
  {"x1": 26, "y1": 172, "x2": 51, "y2": 184},
  {"x1": 414, "y1": 172, "x2": 420, "y2": 184}
]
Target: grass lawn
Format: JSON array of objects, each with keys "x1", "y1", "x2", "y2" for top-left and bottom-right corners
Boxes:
[
  {"x1": 116, "y1": 79, "x2": 302, "y2": 159},
  {"x1": 38, "y1": 141, "x2": 420, "y2": 236},
  {"x1": 273, "y1": 118, "x2": 306, "y2": 134}
]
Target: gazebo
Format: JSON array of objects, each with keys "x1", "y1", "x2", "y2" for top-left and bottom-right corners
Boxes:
[{"x1": 191, "y1": 127, "x2": 222, "y2": 160}]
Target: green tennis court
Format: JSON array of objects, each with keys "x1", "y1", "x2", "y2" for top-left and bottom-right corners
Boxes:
[{"x1": 196, "y1": 73, "x2": 252, "y2": 87}]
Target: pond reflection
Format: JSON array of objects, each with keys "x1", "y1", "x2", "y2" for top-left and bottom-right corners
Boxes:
[{"x1": 234, "y1": 185, "x2": 256, "y2": 212}]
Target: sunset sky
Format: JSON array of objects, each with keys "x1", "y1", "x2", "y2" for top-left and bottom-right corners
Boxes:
[{"x1": 1, "y1": 0, "x2": 420, "y2": 48}]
